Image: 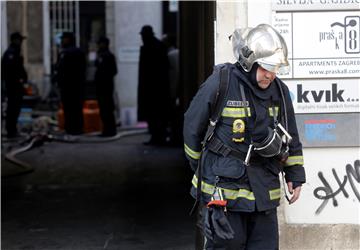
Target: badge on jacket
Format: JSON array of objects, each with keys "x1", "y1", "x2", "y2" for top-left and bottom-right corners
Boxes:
[{"x1": 232, "y1": 119, "x2": 245, "y2": 143}]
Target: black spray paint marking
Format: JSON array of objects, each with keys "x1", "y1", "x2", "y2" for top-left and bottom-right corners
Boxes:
[{"x1": 313, "y1": 160, "x2": 360, "y2": 215}]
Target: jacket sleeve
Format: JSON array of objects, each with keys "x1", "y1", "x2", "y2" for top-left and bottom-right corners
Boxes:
[
  {"x1": 281, "y1": 83, "x2": 306, "y2": 184},
  {"x1": 183, "y1": 71, "x2": 220, "y2": 172}
]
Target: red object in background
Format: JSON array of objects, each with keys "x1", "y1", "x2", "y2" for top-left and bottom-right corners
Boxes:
[
  {"x1": 83, "y1": 100, "x2": 102, "y2": 133},
  {"x1": 57, "y1": 104, "x2": 65, "y2": 130},
  {"x1": 24, "y1": 85, "x2": 33, "y2": 96},
  {"x1": 57, "y1": 100, "x2": 103, "y2": 133}
]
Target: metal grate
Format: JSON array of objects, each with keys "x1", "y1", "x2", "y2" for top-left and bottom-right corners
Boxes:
[{"x1": 49, "y1": 1, "x2": 79, "y2": 65}]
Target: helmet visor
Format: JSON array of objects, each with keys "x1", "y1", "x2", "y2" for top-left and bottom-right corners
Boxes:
[{"x1": 258, "y1": 62, "x2": 290, "y2": 75}]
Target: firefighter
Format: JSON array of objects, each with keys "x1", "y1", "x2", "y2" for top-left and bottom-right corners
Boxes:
[
  {"x1": 183, "y1": 24, "x2": 306, "y2": 249},
  {"x1": 1, "y1": 32, "x2": 28, "y2": 138},
  {"x1": 95, "y1": 36, "x2": 118, "y2": 137},
  {"x1": 54, "y1": 32, "x2": 86, "y2": 135}
]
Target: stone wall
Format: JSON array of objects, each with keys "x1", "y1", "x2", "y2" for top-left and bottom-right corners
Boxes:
[{"x1": 6, "y1": 1, "x2": 44, "y2": 91}]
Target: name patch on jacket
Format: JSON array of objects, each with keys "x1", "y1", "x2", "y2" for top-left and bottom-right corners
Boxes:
[{"x1": 226, "y1": 100, "x2": 249, "y2": 107}]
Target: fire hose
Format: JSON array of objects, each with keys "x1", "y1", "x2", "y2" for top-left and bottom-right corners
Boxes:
[{"x1": 3, "y1": 129, "x2": 147, "y2": 177}]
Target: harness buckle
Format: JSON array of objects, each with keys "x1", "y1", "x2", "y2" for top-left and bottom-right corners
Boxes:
[
  {"x1": 210, "y1": 120, "x2": 217, "y2": 127},
  {"x1": 244, "y1": 144, "x2": 254, "y2": 166},
  {"x1": 219, "y1": 146, "x2": 231, "y2": 157}
]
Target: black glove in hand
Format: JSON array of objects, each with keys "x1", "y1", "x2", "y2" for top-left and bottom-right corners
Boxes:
[
  {"x1": 204, "y1": 206, "x2": 215, "y2": 240},
  {"x1": 204, "y1": 206, "x2": 235, "y2": 241}
]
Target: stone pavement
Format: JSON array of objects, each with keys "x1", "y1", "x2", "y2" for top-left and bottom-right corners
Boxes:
[{"x1": 2, "y1": 132, "x2": 196, "y2": 250}]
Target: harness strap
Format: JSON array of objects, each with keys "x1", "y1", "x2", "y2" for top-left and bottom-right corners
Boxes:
[
  {"x1": 190, "y1": 65, "x2": 231, "y2": 216},
  {"x1": 208, "y1": 136, "x2": 263, "y2": 164},
  {"x1": 208, "y1": 137, "x2": 245, "y2": 159},
  {"x1": 202, "y1": 66, "x2": 230, "y2": 145}
]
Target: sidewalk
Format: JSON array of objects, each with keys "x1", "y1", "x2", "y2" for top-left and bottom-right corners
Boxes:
[{"x1": 2, "y1": 132, "x2": 196, "y2": 250}]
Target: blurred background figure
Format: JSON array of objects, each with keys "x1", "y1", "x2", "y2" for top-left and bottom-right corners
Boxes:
[
  {"x1": 54, "y1": 32, "x2": 86, "y2": 135},
  {"x1": 1, "y1": 32, "x2": 28, "y2": 138},
  {"x1": 138, "y1": 25, "x2": 170, "y2": 145},
  {"x1": 94, "y1": 36, "x2": 118, "y2": 137},
  {"x1": 162, "y1": 33, "x2": 181, "y2": 146}
]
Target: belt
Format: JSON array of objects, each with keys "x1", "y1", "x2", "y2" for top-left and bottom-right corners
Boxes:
[{"x1": 207, "y1": 136, "x2": 263, "y2": 164}]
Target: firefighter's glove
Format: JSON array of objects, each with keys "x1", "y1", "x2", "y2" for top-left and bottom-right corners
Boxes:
[{"x1": 204, "y1": 206, "x2": 235, "y2": 241}]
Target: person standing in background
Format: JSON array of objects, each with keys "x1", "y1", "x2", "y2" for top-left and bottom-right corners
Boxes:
[
  {"x1": 94, "y1": 37, "x2": 118, "y2": 137},
  {"x1": 54, "y1": 32, "x2": 86, "y2": 135},
  {"x1": 162, "y1": 33, "x2": 181, "y2": 146},
  {"x1": 138, "y1": 25, "x2": 170, "y2": 145},
  {"x1": 1, "y1": 32, "x2": 28, "y2": 138}
]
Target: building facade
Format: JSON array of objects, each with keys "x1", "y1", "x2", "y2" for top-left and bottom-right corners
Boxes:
[{"x1": 2, "y1": 1, "x2": 359, "y2": 248}]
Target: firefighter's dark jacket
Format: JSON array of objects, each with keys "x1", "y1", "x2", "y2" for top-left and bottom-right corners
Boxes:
[{"x1": 183, "y1": 63, "x2": 306, "y2": 212}]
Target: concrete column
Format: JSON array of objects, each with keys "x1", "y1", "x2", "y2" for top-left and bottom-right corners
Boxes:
[
  {"x1": 1, "y1": 1, "x2": 8, "y2": 53},
  {"x1": 112, "y1": 2, "x2": 162, "y2": 126},
  {"x1": 215, "y1": 0, "x2": 249, "y2": 64},
  {"x1": 215, "y1": 1, "x2": 237, "y2": 64},
  {"x1": 247, "y1": 0, "x2": 272, "y2": 27},
  {"x1": 22, "y1": 1, "x2": 28, "y2": 66}
]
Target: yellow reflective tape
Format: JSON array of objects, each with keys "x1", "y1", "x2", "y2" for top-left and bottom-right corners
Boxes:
[
  {"x1": 285, "y1": 155, "x2": 304, "y2": 166},
  {"x1": 192, "y1": 175, "x2": 255, "y2": 201},
  {"x1": 184, "y1": 144, "x2": 201, "y2": 160},
  {"x1": 222, "y1": 107, "x2": 251, "y2": 118},
  {"x1": 269, "y1": 188, "x2": 281, "y2": 200},
  {"x1": 269, "y1": 106, "x2": 279, "y2": 117}
]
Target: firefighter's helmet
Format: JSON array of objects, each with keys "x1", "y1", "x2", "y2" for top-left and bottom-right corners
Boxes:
[{"x1": 231, "y1": 24, "x2": 289, "y2": 74}]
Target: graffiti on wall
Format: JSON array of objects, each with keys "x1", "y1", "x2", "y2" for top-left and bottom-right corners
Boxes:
[{"x1": 313, "y1": 159, "x2": 360, "y2": 215}]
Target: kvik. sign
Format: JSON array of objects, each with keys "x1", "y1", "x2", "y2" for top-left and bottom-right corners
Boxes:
[
  {"x1": 287, "y1": 80, "x2": 360, "y2": 113},
  {"x1": 297, "y1": 83, "x2": 344, "y2": 103}
]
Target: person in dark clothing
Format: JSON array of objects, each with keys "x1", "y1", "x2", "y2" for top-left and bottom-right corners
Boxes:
[
  {"x1": 54, "y1": 32, "x2": 86, "y2": 135},
  {"x1": 183, "y1": 24, "x2": 306, "y2": 249},
  {"x1": 162, "y1": 33, "x2": 181, "y2": 146},
  {"x1": 138, "y1": 25, "x2": 170, "y2": 145},
  {"x1": 94, "y1": 37, "x2": 118, "y2": 137},
  {"x1": 1, "y1": 32, "x2": 28, "y2": 138}
]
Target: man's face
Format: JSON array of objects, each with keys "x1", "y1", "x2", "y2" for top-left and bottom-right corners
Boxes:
[
  {"x1": 256, "y1": 66, "x2": 276, "y2": 89},
  {"x1": 12, "y1": 38, "x2": 23, "y2": 46}
]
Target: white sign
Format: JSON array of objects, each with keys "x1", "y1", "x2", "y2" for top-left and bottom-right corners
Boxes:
[
  {"x1": 118, "y1": 47, "x2": 140, "y2": 63},
  {"x1": 273, "y1": 0, "x2": 360, "y2": 11},
  {"x1": 286, "y1": 79, "x2": 360, "y2": 113},
  {"x1": 273, "y1": 11, "x2": 360, "y2": 78},
  {"x1": 285, "y1": 147, "x2": 360, "y2": 224}
]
